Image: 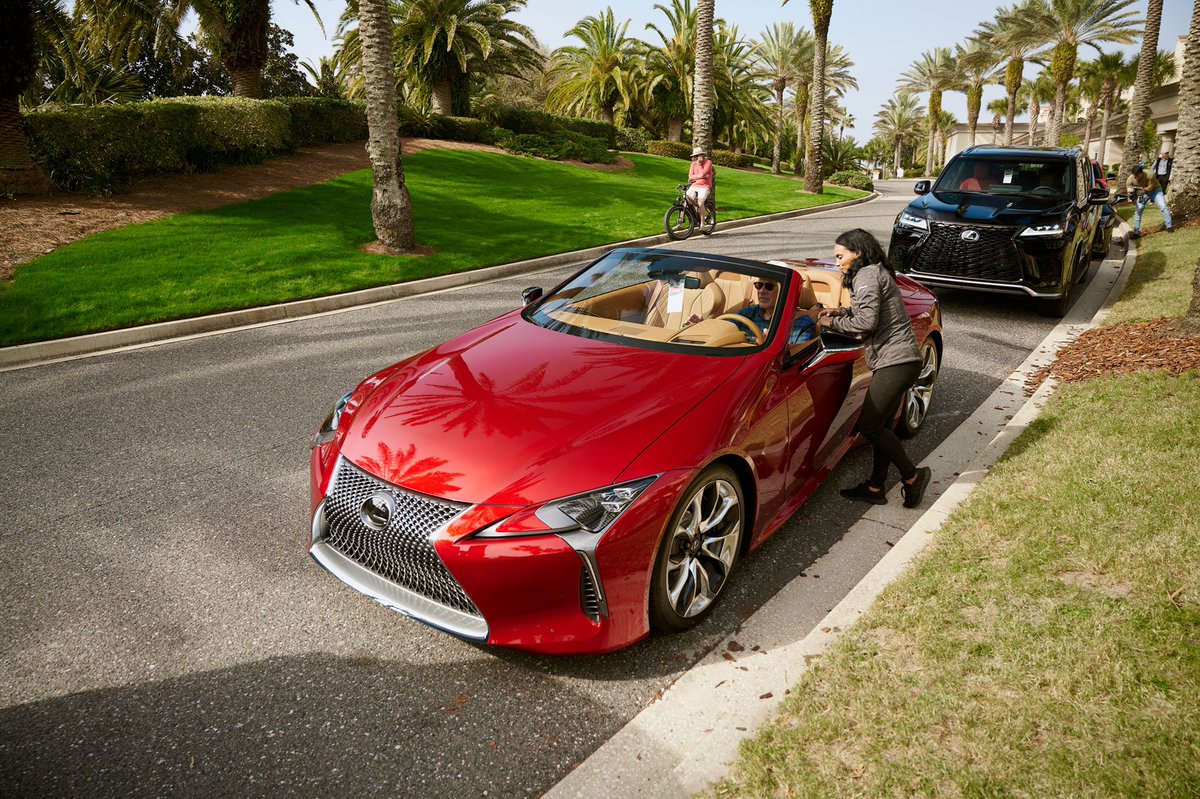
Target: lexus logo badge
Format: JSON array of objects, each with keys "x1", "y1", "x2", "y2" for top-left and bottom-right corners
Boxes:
[
  {"x1": 961, "y1": 229, "x2": 980, "y2": 242},
  {"x1": 360, "y1": 491, "x2": 396, "y2": 530}
]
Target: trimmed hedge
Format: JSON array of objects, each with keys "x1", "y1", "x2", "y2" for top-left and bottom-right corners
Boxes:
[
  {"x1": 647, "y1": 140, "x2": 693, "y2": 159},
  {"x1": 828, "y1": 170, "x2": 873, "y2": 191},
  {"x1": 710, "y1": 149, "x2": 752, "y2": 168},
  {"x1": 503, "y1": 130, "x2": 616, "y2": 164},
  {"x1": 616, "y1": 126, "x2": 651, "y2": 153},
  {"x1": 475, "y1": 105, "x2": 617, "y2": 148},
  {"x1": 396, "y1": 106, "x2": 493, "y2": 143},
  {"x1": 22, "y1": 96, "x2": 370, "y2": 193}
]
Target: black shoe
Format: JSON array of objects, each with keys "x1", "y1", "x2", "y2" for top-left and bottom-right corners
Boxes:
[
  {"x1": 1129, "y1": 231, "x2": 1140, "y2": 240},
  {"x1": 840, "y1": 482, "x2": 887, "y2": 505},
  {"x1": 1168, "y1": 226, "x2": 1175, "y2": 233},
  {"x1": 902, "y1": 467, "x2": 931, "y2": 508}
]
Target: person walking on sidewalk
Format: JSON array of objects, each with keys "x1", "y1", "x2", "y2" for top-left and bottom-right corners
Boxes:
[
  {"x1": 1126, "y1": 162, "x2": 1174, "y2": 239},
  {"x1": 817, "y1": 228, "x2": 931, "y2": 508}
]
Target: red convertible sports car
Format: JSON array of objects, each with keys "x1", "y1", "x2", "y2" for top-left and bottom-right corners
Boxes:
[{"x1": 309, "y1": 248, "x2": 942, "y2": 654}]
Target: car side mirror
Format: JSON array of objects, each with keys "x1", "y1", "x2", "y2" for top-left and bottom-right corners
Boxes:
[
  {"x1": 1089, "y1": 186, "x2": 1109, "y2": 203},
  {"x1": 521, "y1": 286, "x2": 543, "y2": 305},
  {"x1": 914, "y1": 180, "x2": 931, "y2": 195}
]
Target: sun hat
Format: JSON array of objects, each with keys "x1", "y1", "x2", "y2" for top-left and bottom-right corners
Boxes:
[
  {"x1": 1134, "y1": 161, "x2": 1145, "y2": 170},
  {"x1": 691, "y1": 146, "x2": 706, "y2": 157}
]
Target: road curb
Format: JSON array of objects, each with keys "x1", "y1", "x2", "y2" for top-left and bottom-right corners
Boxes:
[
  {"x1": 544, "y1": 226, "x2": 1137, "y2": 799},
  {"x1": 0, "y1": 193, "x2": 876, "y2": 370}
]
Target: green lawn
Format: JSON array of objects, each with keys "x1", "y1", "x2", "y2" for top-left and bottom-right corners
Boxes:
[
  {"x1": 706, "y1": 221, "x2": 1200, "y2": 797},
  {"x1": 0, "y1": 150, "x2": 862, "y2": 346}
]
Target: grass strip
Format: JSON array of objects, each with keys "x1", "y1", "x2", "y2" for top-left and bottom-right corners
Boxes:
[
  {"x1": 706, "y1": 223, "x2": 1200, "y2": 798},
  {"x1": 1110, "y1": 206, "x2": 1196, "y2": 324},
  {"x1": 0, "y1": 150, "x2": 861, "y2": 346}
]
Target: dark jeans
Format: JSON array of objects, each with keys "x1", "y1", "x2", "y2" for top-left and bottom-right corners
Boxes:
[{"x1": 859, "y1": 361, "x2": 921, "y2": 488}]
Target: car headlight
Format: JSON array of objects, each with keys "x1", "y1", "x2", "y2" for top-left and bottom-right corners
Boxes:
[
  {"x1": 476, "y1": 476, "x2": 658, "y2": 538},
  {"x1": 1019, "y1": 223, "x2": 1065, "y2": 237},
  {"x1": 897, "y1": 211, "x2": 929, "y2": 232},
  {"x1": 313, "y1": 390, "x2": 354, "y2": 447}
]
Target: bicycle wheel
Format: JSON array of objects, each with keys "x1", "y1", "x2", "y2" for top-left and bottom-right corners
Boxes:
[
  {"x1": 664, "y1": 204, "x2": 695, "y2": 240},
  {"x1": 700, "y1": 199, "x2": 717, "y2": 235}
]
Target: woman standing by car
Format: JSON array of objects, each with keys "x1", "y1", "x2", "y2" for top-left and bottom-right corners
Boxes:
[{"x1": 817, "y1": 228, "x2": 931, "y2": 508}]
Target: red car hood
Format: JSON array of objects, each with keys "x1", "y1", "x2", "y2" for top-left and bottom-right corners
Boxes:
[{"x1": 338, "y1": 313, "x2": 745, "y2": 506}]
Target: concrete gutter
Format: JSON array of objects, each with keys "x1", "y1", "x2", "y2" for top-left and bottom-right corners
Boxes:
[
  {"x1": 0, "y1": 193, "x2": 875, "y2": 370},
  {"x1": 544, "y1": 228, "x2": 1136, "y2": 799}
]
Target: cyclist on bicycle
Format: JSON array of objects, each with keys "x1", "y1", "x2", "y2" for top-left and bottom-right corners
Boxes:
[{"x1": 687, "y1": 147, "x2": 714, "y2": 231}]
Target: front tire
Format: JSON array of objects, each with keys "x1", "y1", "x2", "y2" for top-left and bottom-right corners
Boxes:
[
  {"x1": 649, "y1": 465, "x2": 744, "y2": 632},
  {"x1": 700, "y1": 199, "x2": 717, "y2": 235},
  {"x1": 665, "y1": 204, "x2": 695, "y2": 240},
  {"x1": 897, "y1": 339, "x2": 939, "y2": 438}
]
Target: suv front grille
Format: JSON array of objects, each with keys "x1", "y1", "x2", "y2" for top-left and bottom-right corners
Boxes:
[
  {"x1": 323, "y1": 459, "x2": 480, "y2": 617},
  {"x1": 918, "y1": 222, "x2": 1022, "y2": 282}
]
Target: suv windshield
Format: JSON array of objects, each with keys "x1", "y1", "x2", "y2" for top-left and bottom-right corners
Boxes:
[
  {"x1": 935, "y1": 156, "x2": 1074, "y2": 199},
  {"x1": 525, "y1": 250, "x2": 791, "y2": 354}
]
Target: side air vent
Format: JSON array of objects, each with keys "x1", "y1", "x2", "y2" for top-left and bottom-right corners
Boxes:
[{"x1": 579, "y1": 564, "x2": 601, "y2": 622}]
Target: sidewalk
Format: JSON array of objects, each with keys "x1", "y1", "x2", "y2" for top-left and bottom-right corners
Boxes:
[{"x1": 545, "y1": 228, "x2": 1138, "y2": 798}]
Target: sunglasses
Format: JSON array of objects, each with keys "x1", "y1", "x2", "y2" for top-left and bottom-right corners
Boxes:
[{"x1": 753, "y1": 282, "x2": 777, "y2": 292}]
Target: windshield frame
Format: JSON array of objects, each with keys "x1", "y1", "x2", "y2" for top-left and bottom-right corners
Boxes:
[
  {"x1": 521, "y1": 248, "x2": 795, "y2": 357},
  {"x1": 933, "y1": 154, "x2": 1078, "y2": 200}
]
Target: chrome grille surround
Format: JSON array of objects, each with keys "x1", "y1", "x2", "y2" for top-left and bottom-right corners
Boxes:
[
  {"x1": 310, "y1": 457, "x2": 487, "y2": 640},
  {"x1": 918, "y1": 221, "x2": 1022, "y2": 282}
]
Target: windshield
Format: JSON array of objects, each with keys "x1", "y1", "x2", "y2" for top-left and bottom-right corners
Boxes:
[
  {"x1": 525, "y1": 250, "x2": 791, "y2": 354},
  {"x1": 935, "y1": 156, "x2": 1075, "y2": 199}
]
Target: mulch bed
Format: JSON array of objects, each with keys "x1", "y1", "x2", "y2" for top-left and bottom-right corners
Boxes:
[{"x1": 1028, "y1": 318, "x2": 1200, "y2": 392}]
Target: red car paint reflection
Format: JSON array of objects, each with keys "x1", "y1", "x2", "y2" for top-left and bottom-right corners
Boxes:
[{"x1": 309, "y1": 248, "x2": 942, "y2": 654}]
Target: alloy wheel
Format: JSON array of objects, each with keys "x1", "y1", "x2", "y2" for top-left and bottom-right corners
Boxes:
[{"x1": 662, "y1": 477, "x2": 741, "y2": 619}]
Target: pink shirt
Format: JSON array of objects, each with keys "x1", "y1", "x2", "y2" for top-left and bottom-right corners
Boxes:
[{"x1": 688, "y1": 159, "x2": 714, "y2": 189}]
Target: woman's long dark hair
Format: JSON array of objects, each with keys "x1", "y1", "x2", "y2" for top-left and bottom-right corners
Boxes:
[{"x1": 835, "y1": 228, "x2": 892, "y2": 288}]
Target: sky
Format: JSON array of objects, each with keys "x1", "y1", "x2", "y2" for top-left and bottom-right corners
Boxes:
[{"x1": 270, "y1": 0, "x2": 1193, "y2": 142}]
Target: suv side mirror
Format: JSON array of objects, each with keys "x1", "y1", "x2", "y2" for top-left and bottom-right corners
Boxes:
[
  {"x1": 1089, "y1": 186, "x2": 1109, "y2": 203},
  {"x1": 914, "y1": 180, "x2": 931, "y2": 195},
  {"x1": 521, "y1": 286, "x2": 543, "y2": 305}
]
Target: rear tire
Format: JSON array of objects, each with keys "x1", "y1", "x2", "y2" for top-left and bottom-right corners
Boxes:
[
  {"x1": 649, "y1": 465, "x2": 743, "y2": 632},
  {"x1": 665, "y1": 204, "x2": 695, "y2": 240}
]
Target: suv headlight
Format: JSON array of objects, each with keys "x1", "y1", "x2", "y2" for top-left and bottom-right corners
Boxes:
[
  {"x1": 897, "y1": 211, "x2": 929, "y2": 232},
  {"x1": 476, "y1": 477, "x2": 658, "y2": 538},
  {"x1": 1019, "y1": 223, "x2": 1065, "y2": 237},
  {"x1": 313, "y1": 390, "x2": 355, "y2": 447}
]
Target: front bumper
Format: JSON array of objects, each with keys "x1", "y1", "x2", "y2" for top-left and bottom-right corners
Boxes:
[{"x1": 308, "y1": 453, "x2": 694, "y2": 654}]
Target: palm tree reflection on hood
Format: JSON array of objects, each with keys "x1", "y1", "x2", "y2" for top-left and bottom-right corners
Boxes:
[{"x1": 358, "y1": 441, "x2": 462, "y2": 495}]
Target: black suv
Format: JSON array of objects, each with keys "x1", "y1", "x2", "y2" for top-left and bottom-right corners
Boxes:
[{"x1": 888, "y1": 145, "x2": 1110, "y2": 316}]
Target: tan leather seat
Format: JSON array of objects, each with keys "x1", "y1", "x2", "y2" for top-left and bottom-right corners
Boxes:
[
  {"x1": 644, "y1": 272, "x2": 726, "y2": 329},
  {"x1": 711, "y1": 270, "x2": 756, "y2": 316}
]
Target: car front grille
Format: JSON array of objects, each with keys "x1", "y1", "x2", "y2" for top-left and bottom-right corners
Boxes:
[
  {"x1": 322, "y1": 459, "x2": 481, "y2": 618},
  {"x1": 917, "y1": 222, "x2": 1023, "y2": 282}
]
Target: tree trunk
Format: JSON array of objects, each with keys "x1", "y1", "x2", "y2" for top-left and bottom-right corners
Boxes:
[
  {"x1": 926, "y1": 90, "x2": 940, "y2": 176},
  {"x1": 1119, "y1": 0, "x2": 1163, "y2": 190},
  {"x1": 601, "y1": 104, "x2": 615, "y2": 126},
  {"x1": 431, "y1": 79, "x2": 454, "y2": 115},
  {"x1": 668, "y1": 119, "x2": 683, "y2": 142},
  {"x1": 805, "y1": 1, "x2": 833, "y2": 194},
  {"x1": 227, "y1": 64, "x2": 264, "y2": 99},
  {"x1": 691, "y1": 0, "x2": 715, "y2": 154},
  {"x1": 1029, "y1": 99, "x2": 1040, "y2": 146},
  {"x1": 1004, "y1": 58, "x2": 1022, "y2": 145},
  {"x1": 893, "y1": 136, "x2": 902, "y2": 177},
  {"x1": 1083, "y1": 106, "x2": 1097, "y2": 160},
  {"x1": 1098, "y1": 84, "x2": 1115, "y2": 165},
  {"x1": 772, "y1": 83, "x2": 784, "y2": 174},
  {"x1": 1168, "y1": 1, "x2": 1200, "y2": 226},
  {"x1": 0, "y1": 94, "x2": 49, "y2": 195},
  {"x1": 1047, "y1": 42, "x2": 1076, "y2": 146},
  {"x1": 794, "y1": 82, "x2": 810, "y2": 174},
  {"x1": 358, "y1": 0, "x2": 415, "y2": 252},
  {"x1": 1174, "y1": 261, "x2": 1200, "y2": 338},
  {"x1": 967, "y1": 85, "x2": 982, "y2": 148}
]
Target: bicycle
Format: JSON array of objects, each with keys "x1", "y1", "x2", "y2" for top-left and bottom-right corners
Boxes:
[{"x1": 664, "y1": 182, "x2": 716, "y2": 241}]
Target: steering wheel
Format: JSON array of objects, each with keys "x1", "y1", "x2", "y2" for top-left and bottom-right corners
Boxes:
[
  {"x1": 715, "y1": 313, "x2": 765, "y2": 344},
  {"x1": 1029, "y1": 185, "x2": 1059, "y2": 196}
]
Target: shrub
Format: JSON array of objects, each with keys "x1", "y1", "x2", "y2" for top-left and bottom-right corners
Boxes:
[
  {"x1": 276, "y1": 97, "x2": 366, "y2": 145},
  {"x1": 156, "y1": 96, "x2": 293, "y2": 170},
  {"x1": 827, "y1": 170, "x2": 874, "y2": 191},
  {"x1": 616, "y1": 126, "x2": 651, "y2": 153},
  {"x1": 396, "y1": 107, "x2": 493, "y2": 143},
  {"x1": 647, "y1": 140, "x2": 693, "y2": 159},
  {"x1": 503, "y1": 130, "x2": 616, "y2": 164},
  {"x1": 474, "y1": 104, "x2": 617, "y2": 147},
  {"x1": 710, "y1": 149, "x2": 752, "y2": 168}
]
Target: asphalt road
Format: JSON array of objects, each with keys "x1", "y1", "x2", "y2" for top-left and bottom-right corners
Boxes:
[{"x1": 0, "y1": 179, "x2": 1096, "y2": 798}]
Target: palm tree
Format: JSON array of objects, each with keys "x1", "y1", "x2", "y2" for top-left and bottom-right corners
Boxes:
[
  {"x1": 753, "y1": 22, "x2": 804, "y2": 173},
  {"x1": 899, "y1": 47, "x2": 954, "y2": 175},
  {"x1": 1025, "y1": 0, "x2": 1141, "y2": 146},
  {"x1": 795, "y1": 43, "x2": 855, "y2": 173},
  {"x1": 803, "y1": 0, "x2": 834, "y2": 194},
  {"x1": 1025, "y1": 72, "x2": 1056, "y2": 145},
  {"x1": 953, "y1": 39, "x2": 1003, "y2": 149},
  {"x1": 822, "y1": 133, "x2": 860, "y2": 176},
  {"x1": 1169, "y1": 0, "x2": 1198, "y2": 333},
  {"x1": 783, "y1": 30, "x2": 815, "y2": 172},
  {"x1": 1076, "y1": 57, "x2": 1105, "y2": 157},
  {"x1": 874, "y1": 94, "x2": 924, "y2": 177},
  {"x1": 358, "y1": 0, "x2": 415, "y2": 252},
  {"x1": 390, "y1": 0, "x2": 538, "y2": 116},
  {"x1": 975, "y1": 1, "x2": 1044, "y2": 145},
  {"x1": 1091, "y1": 51, "x2": 1133, "y2": 165},
  {"x1": 644, "y1": 0, "x2": 698, "y2": 142},
  {"x1": 546, "y1": 9, "x2": 641, "y2": 125},
  {"x1": 1118, "y1": 0, "x2": 1162, "y2": 187},
  {"x1": 935, "y1": 110, "x2": 957, "y2": 167},
  {"x1": 713, "y1": 24, "x2": 771, "y2": 152},
  {"x1": 1, "y1": 0, "x2": 56, "y2": 193},
  {"x1": 987, "y1": 97, "x2": 1008, "y2": 141},
  {"x1": 691, "y1": 0, "x2": 715, "y2": 153}
]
